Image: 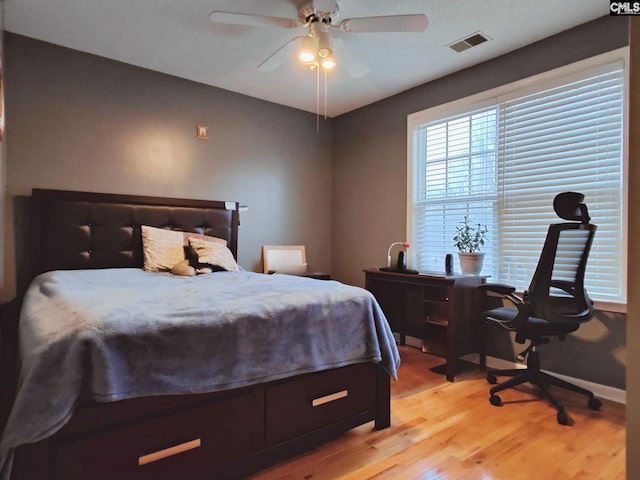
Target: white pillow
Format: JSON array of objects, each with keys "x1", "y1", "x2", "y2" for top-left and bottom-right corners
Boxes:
[{"x1": 188, "y1": 237, "x2": 240, "y2": 272}]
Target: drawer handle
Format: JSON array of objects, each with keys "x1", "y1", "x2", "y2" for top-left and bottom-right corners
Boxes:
[
  {"x1": 138, "y1": 438, "x2": 201, "y2": 466},
  {"x1": 312, "y1": 389, "x2": 349, "y2": 407}
]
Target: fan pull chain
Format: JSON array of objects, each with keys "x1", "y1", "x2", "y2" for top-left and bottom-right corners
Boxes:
[{"x1": 324, "y1": 69, "x2": 328, "y2": 120}]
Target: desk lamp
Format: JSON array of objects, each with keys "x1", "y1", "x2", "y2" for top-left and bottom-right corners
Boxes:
[{"x1": 379, "y1": 242, "x2": 418, "y2": 274}]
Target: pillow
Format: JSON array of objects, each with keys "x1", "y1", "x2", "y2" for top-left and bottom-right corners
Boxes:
[
  {"x1": 182, "y1": 232, "x2": 227, "y2": 268},
  {"x1": 141, "y1": 225, "x2": 229, "y2": 272},
  {"x1": 141, "y1": 225, "x2": 186, "y2": 272},
  {"x1": 188, "y1": 237, "x2": 240, "y2": 272},
  {"x1": 182, "y1": 231, "x2": 227, "y2": 247}
]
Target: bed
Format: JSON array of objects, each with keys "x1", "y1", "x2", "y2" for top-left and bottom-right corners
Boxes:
[{"x1": 0, "y1": 189, "x2": 399, "y2": 480}]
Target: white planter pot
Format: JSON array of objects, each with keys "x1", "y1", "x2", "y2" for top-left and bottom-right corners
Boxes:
[{"x1": 458, "y1": 252, "x2": 485, "y2": 275}]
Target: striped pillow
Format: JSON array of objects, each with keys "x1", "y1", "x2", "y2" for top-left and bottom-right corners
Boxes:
[{"x1": 188, "y1": 237, "x2": 240, "y2": 272}]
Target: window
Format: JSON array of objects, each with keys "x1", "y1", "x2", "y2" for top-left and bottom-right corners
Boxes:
[
  {"x1": 408, "y1": 52, "x2": 626, "y2": 304},
  {"x1": 411, "y1": 107, "x2": 498, "y2": 278}
]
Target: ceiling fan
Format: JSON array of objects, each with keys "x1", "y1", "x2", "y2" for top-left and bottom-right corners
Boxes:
[{"x1": 209, "y1": 0, "x2": 428, "y2": 78}]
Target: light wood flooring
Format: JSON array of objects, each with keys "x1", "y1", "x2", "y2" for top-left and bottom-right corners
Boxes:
[{"x1": 249, "y1": 345, "x2": 626, "y2": 480}]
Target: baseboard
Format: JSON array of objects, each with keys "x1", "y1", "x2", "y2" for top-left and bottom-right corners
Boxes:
[
  {"x1": 396, "y1": 334, "x2": 626, "y2": 405},
  {"x1": 403, "y1": 335, "x2": 423, "y2": 349}
]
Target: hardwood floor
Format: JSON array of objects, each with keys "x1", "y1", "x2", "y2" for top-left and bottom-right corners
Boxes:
[{"x1": 249, "y1": 346, "x2": 626, "y2": 479}]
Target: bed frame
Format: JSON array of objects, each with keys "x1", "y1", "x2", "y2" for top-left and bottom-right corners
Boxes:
[{"x1": 0, "y1": 189, "x2": 390, "y2": 480}]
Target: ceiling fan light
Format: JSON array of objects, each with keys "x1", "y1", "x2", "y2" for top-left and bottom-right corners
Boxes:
[
  {"x1": 299, "y1": 35, "x2": 316, "y2": 62},
  {"x1": 300, "y1": 51, "x2": 315, "y2": 62},
  {"x1": 317, "y1": 30, "x2": 332, "y2": 58},
  {"x1": 318, "y1": 47, "x2": 332, "y2": 58},
  {"x1": 321, "y1": 54, "x2": 336, "y2": 70}
]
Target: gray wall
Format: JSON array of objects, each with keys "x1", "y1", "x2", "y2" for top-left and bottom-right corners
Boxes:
[
  {"x1": 331, "y1": 16, "x2": 628, "y2": 390},
  {"x1": 628, "y1": 18, "x2": 639, "y2": 480},
  {"x1": 2, "y1": 33, "x2": 333, "y2": 299}
]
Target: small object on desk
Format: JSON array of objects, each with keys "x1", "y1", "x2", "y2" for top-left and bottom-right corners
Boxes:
[
  {"x1": 445, "y1": 253, "x2": 453, "y2": 275},
  {"x1": 397, "y1": 250, "x2": 407, "y2": 271}
]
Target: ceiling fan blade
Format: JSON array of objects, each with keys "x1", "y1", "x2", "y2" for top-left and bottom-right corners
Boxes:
[
  {"x1": 333, "y1": 38, "x2": 369, "y2": 79},
  {"x1": 258, "y1": 36, "x2": 303, "y2": 72},
  {"x1": 339, "y1": 14, "x2": 428, "y2": 33},
  {"x1": 210, "y1": 11, "x2": 301, "y2": 29}
]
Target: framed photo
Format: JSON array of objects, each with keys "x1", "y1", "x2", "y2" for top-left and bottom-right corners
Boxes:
[{"x1": 196, "y1": 125, "x2": 209, "y2": 139}]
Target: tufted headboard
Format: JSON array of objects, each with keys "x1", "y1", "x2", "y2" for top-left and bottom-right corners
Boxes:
[{"x1": 30, "y1": 189, "x2": 240, "y2": 279}]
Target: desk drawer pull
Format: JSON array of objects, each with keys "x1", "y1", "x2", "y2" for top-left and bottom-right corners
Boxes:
[
  {"x1": 138, "y1": 438, "x2": 201, "y2": 466},
  {"x1": 312, "y1": 389, "x2": 349, "y2": 407}
]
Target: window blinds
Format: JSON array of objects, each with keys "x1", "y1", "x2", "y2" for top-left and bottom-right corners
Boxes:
[
  {"x1": 410, "y1": 60, "x2": 624, "y2": 302},
  {"x1": 497, "y1": 63, "x2": 624, "y2": 300}
]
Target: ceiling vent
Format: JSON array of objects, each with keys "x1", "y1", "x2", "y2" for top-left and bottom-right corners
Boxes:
[{"x1": 448, "y1": 32, "x2": 490, "y2": 53}]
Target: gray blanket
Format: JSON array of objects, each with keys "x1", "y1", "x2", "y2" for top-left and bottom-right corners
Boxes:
[{"x1": 0, "y1": 269, "x2": 399, "y2": 477}]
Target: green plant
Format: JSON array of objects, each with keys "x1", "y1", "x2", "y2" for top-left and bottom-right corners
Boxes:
[{"x1": 453, "y1": 216, "x2": 488, "y2": 253}]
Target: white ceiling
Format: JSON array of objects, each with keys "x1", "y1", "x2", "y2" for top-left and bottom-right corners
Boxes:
[{"x1": 4, "y1": 0, "x2": 609, "y2": 117}]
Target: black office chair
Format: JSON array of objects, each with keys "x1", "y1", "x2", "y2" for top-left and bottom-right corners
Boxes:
[{"x1": 482, "y1": 192, "x2": 602, "y2": 425}]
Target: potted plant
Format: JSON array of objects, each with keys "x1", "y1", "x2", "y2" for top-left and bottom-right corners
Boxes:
[{"x1": 453, "y1": 216, "x2": 488, "y2": 275}]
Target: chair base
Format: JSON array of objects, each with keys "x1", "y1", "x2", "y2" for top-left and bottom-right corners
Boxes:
[{"x1": 487, "y1": 349, "x2": 602, "y2": 425}]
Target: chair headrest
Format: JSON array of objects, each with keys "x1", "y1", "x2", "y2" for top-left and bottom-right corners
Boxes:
[{"x1": 553, "y1": 192, "x2": 590, "y2": 224}]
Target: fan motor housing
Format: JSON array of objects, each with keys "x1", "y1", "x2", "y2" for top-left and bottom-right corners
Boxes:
[{"x1": 298, "y1": 1, "x2": 341, "y2": 25}]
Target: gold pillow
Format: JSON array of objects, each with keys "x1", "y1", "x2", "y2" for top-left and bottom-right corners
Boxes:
[
  {"x1": 141, "y1": 225, "x2": 185, "y2": 272},
  {"x1": 188, "y1": 237, "x2": 240, "y2": 272}
]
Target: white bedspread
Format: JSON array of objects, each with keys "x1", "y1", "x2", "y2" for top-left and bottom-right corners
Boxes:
[{"x1": 0, "y1": 269, "x2": 399, "y2": 478}]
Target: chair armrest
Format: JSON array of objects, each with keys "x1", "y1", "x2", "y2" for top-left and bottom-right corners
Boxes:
[
  {"x1": 480, "y1": 283, "x2": 523, "y2": 305},
  {"x1": 479, "y1": 283, "x2": 516, "y2": 295}
]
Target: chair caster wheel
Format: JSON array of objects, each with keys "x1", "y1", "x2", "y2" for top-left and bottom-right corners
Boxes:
[
  {"x1": 588, "y1": 398, "x2": 602, "y2": 410},
  {"x1": 490, "y1": 394, "x2": 502, "y2": 406},
  {"x1": 487, "y1": 374, "x2": 497, "y2": 384},
  {"x1": 557, "y1": 409, "x2": 569, "y2": 425}
]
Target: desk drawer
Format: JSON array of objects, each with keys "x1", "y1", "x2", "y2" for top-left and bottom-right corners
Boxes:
[
  {"x1": 54, "y1": 388, "x2": 264, "y2": 480},
  {"x1": 265, "y1": 363, "x2": 376, "y2": 446}
]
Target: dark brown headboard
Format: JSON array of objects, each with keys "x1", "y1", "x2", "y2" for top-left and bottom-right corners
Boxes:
[{"x1": 30, "y1": 189, "x2": 240, "y2": 279}]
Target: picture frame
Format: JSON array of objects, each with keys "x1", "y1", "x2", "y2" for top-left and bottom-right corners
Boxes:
[{"x1": 196, "y1": 124, "x2": 209, "y2": 139}]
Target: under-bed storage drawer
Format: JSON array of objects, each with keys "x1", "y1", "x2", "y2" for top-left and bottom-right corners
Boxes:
[
  {"x1": 53, "y1": 388, "x2": 264, "y2": 480},
  {"x1": 265, "y1": 363, "x2": 376, "y2": 446}
]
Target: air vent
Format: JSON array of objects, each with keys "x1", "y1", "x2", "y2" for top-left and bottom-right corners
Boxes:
[{"x1": 448, "y1": 32, "x2": 490, "y2": 53}]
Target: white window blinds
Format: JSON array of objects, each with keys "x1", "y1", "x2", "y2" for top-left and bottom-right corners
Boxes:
[
  {"x1": 410, "y1": 59, "x2": 625, "y2": 303},
  {"x1": 497, "y1": 63, "x2": 624, "y2": 300}
]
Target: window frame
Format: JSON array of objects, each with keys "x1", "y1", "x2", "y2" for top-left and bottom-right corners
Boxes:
[{"x1": 406, "y1": 48, "x2": 629, "y2": 312}]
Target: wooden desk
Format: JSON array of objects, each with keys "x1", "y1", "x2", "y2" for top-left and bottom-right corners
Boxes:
[{"x1": 364, "y1": 269, "x2": 486, "y2": 381}]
